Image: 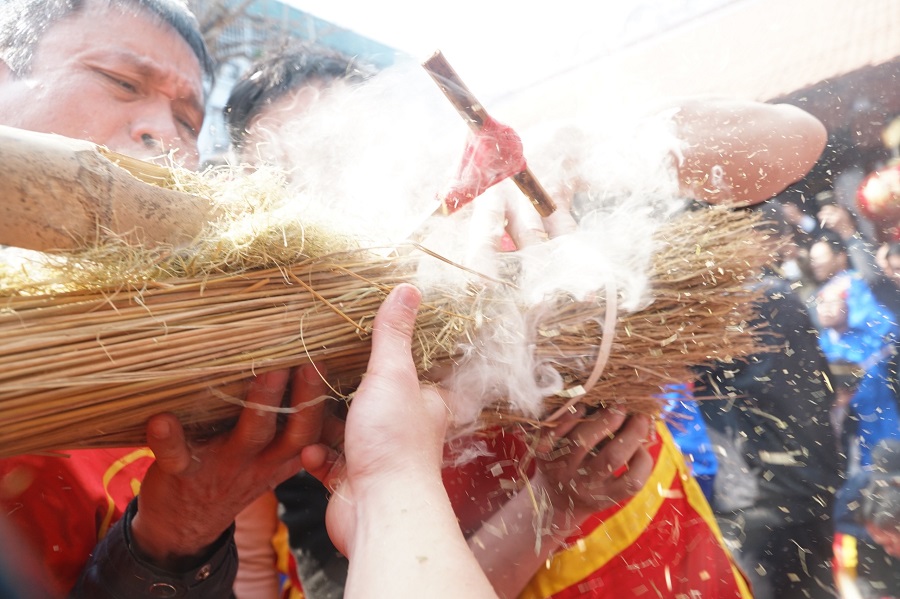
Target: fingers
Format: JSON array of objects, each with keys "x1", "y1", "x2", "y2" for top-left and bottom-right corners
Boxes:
[
  {"x1": 567, "y1": 408, "x2": 629, "y2": 464},
  {"x1": 276, "y1": 364, "x2": 328, "y2": 454},
  {"x1": 504, "y1": 192, "x2": 548, "y2": 249},
  {"x1": 542, "y1": 205, "x2": 579, "y2": 239},
  {"x1": 231, "y1": 369, "x2": 291, "y2": 451},
  {"x1": 146, "y1": 413, "x2": 193, "y2": 475},
  {"x1": 468, "y1": 192, "x2": 508, "y2": 254},
  {"x1": 301, "y1": 444, "x2": 345, "y2": 492},
  {"x1": 586, "y1": 414, "x2": 652, "y2": 477},
  {"x1": 535, "y1": 405, "x2": 586, "y2": 455},
  {"x1": 320, "y1": 409, "x2": 346, "y2": 450},
  {"x1": 619, "y1": 444, "x2": 654, "y2": 494}
]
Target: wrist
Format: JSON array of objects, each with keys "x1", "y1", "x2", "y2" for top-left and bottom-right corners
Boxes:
[{"x1": 130, "y1": 500, "x2": 228, "y2": 571}]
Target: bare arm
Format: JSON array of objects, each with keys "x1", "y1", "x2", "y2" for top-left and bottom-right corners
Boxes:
[{"x1": 672, "y1": 99, "x2": 827, "y2": 205}]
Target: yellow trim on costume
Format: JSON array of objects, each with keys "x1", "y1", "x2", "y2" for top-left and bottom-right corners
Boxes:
[
  {"x1": 99, "y1": 448, "x2": 155, "y2": 540},
  {"x1": 664, "y1": 426, "x2": 753, "y2": 599},
  {"x1": 273, "y1": 521, "x2": 305, "y2": 599},
  {"x1": 839, "y1": 533, "x2": 859, "y2": 572},
  {"x1": 519, "y1": 423, "x2": 752, "y2": 599}
]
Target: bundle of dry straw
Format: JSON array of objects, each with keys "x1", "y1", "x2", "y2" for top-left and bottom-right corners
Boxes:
[{"x1": 0, "y1": 155, "x2": 776, "y2": 458}]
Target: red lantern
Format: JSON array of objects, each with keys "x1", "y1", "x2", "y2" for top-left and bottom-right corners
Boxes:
[{"x1": 857, "y1": 161, "x2": 900, "y2": 240}]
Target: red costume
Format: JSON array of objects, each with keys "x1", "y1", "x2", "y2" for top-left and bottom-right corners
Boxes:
[{"x1": 444, "y1": 423, "x2": 751, "y2": 598}]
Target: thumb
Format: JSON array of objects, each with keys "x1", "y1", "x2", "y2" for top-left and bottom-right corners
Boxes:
[
  {"x1": 146, "y1": 413, "x2": 193, "y2": 475},
  {"x1": 362, "y1": 284, "x2": 422, "y2": 386}
]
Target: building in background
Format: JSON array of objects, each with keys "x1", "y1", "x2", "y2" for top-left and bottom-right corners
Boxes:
[{"x1": 191, "y1": 0, "x2": 400, "y2": 160}]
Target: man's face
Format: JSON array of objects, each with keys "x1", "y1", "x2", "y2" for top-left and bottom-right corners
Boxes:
[
  {"x1": 808, "y1": 241, "x2": 846, "y2": 284},
  {"x1": 867, "y1": 522, "x2": 900, "y2": 558},
  {"x1": 0, "y1": 1, "x2": 205, "y2": 169},
  {"x1": 815, "y1": 290, "x2": 848, "y2": 332}
]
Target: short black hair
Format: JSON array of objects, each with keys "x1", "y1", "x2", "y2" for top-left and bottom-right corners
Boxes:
[
  {"x1": 0, "y1": 0, "x2": 214, "y2": 82},
  {"x1": 224, "y1": 44, "x2": 374, "y2": 148}
]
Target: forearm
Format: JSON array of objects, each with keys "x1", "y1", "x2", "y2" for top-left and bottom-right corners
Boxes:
[
  {"x1": 468, "y1": 478, "x2": 593, "y2": 599},
  {"x1": 70, "y1": 498, "x2": 238, "y2": 599},
  {"x1": 347, "y1": 475, "x2": 498, "y2": 599}
]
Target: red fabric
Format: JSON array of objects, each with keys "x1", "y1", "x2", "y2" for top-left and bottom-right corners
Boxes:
[
  {"x1": 442, "y1": 429, "x2": 662, "y2": 535},
  {"x1": 0, "y1": 448, "x2": 153, "y2": 597},
  {"x1": 442, "y1": 430, "x2": 533, "y2": 535},
  {"x1": 442, "y1": 115, "x2": 527, "y2": 214},
  {"x1": 443, "y1": 429, "x2": 748, "y2": 599},
  {"x1": 545, "y1": 476, "x2": 745, "y2": 598}
]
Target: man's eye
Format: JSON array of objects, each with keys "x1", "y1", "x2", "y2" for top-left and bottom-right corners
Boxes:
[
  {"x1": 102, "y1": 72, "x2": 138, "y2": 93},
  {"x1": 178, "y1": 118, "x2": 199, "y2": 138}
]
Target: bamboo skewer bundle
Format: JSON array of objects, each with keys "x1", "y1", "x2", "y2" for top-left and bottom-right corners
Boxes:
[{"x1": 0, "y1": 198, "x2": 774, "y2": 457}]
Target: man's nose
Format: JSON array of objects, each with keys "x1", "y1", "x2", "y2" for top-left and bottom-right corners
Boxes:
[{"x1": 129, "y1": 103, "x2": 198, "y2": 168}]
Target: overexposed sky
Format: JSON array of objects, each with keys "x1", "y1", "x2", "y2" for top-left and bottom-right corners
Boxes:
[{"x1": 285, "y1": 1, "x2": 693, "y2": 101}]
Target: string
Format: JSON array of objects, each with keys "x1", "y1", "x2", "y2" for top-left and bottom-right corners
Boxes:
[{"x1": 545, "y1": 280, "x2": 618, "y2": 422}]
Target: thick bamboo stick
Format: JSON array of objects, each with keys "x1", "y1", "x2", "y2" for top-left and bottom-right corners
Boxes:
[{"x1": 0, "y1": 125, "x2": 214, "y2": 251}]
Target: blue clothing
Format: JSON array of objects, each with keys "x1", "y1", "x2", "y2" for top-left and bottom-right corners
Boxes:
[
  {"x1": 817, "y1": 272, "x2": 897, "y2": 367},
  {"x1": 848, "y1": 358, "x2": 900, "y2": 467},
  {"x1": 817, "y1": 272, "x2": 900, "y2": 468},
  {"x1": 660, "y1": 384, "x2": 717, "y2": 503}
]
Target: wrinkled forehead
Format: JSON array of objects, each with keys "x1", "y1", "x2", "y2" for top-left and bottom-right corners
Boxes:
[
  {"x1": 76, "y1": 0, "x2": 205, "y2": 85},
  {"x1": 84, "y1": 0, "x2": 211, "y2": 79}
]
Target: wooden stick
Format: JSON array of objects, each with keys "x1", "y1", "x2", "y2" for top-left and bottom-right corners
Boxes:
[
  {"x1": 0, "y1": 126, "x2": 214, "y2": 252},
  {"x1": 422, "y1": 51, "x2": 557, "y2": 218}
]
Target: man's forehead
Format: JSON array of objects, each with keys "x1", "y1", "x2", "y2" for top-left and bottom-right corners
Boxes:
[{"x1": 60, "y1": 0, "x2": 205, "y2": 88}]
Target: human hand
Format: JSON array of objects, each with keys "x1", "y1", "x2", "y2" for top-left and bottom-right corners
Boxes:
[
  {"x1": 131, "y1": 366, "x2": 328, "y2": 569},
  {"x1": 876, "y1": 242, "x2": 891, "y2": 272},
  {"x1": 532, "y1": 407, "x2": 653, "y2": 523},
  {"x1": 301, "y1": 284, "x2": 450, "y2": 557},
  {"x1": 818, "y1": 204, "x2": 858, "y2": 240}
]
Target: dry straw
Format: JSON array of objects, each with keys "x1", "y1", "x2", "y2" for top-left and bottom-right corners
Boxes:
[{"x1": 0, "y1": 161, "x2": 776, "y2": 457}]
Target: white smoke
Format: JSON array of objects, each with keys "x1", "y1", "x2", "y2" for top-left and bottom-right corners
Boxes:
[{"x1": 237, "y1": 60, "x2": 692, "y2": 427}]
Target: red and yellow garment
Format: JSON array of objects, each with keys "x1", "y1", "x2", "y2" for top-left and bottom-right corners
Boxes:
[
  {"x1": 444, "y1": 423, "x2": 751, "y2": 599},
  {"x1": 0, "y1": 448, "x2": 154, "y2": 597}
]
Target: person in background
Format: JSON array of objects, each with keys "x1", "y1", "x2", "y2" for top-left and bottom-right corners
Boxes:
[
  {"x1": 225, "y1": 45, "x2": 374, "y2": 167},
  {"x1": 694, "y1": 216, "x2": 847, "y2": 598},
  {"x1": 224, "y1": 45, "x2": 377, "y2": 599},
  {"x1": 875, "y1": 240, "x2": 900, "y2": 289},
  {"x1": 815, "y1": 273, "x2": 900, "y2": 472},
  {"x1": 833, "y1": 439, "x2": 900, "y2": 599}
]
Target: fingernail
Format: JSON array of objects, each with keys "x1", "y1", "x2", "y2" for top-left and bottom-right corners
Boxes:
[
  {"x1": 149, "y1": 419, "x2": 170, "y2": 439},
  {"x1": 299, "y1": 364, "x2": 314, "y2": 382},
  {"x1": 395, "y1": 284, "x2": 422, "y2": 310}
]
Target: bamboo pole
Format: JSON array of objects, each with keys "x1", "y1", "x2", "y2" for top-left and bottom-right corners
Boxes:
[{"x1": 0, "y1": 125, "x2": 214, "y2": 251}]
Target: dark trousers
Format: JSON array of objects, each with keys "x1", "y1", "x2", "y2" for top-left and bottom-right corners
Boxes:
[{"x1": 716, "y1": 506, "x2": 837, "y2": 599}]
